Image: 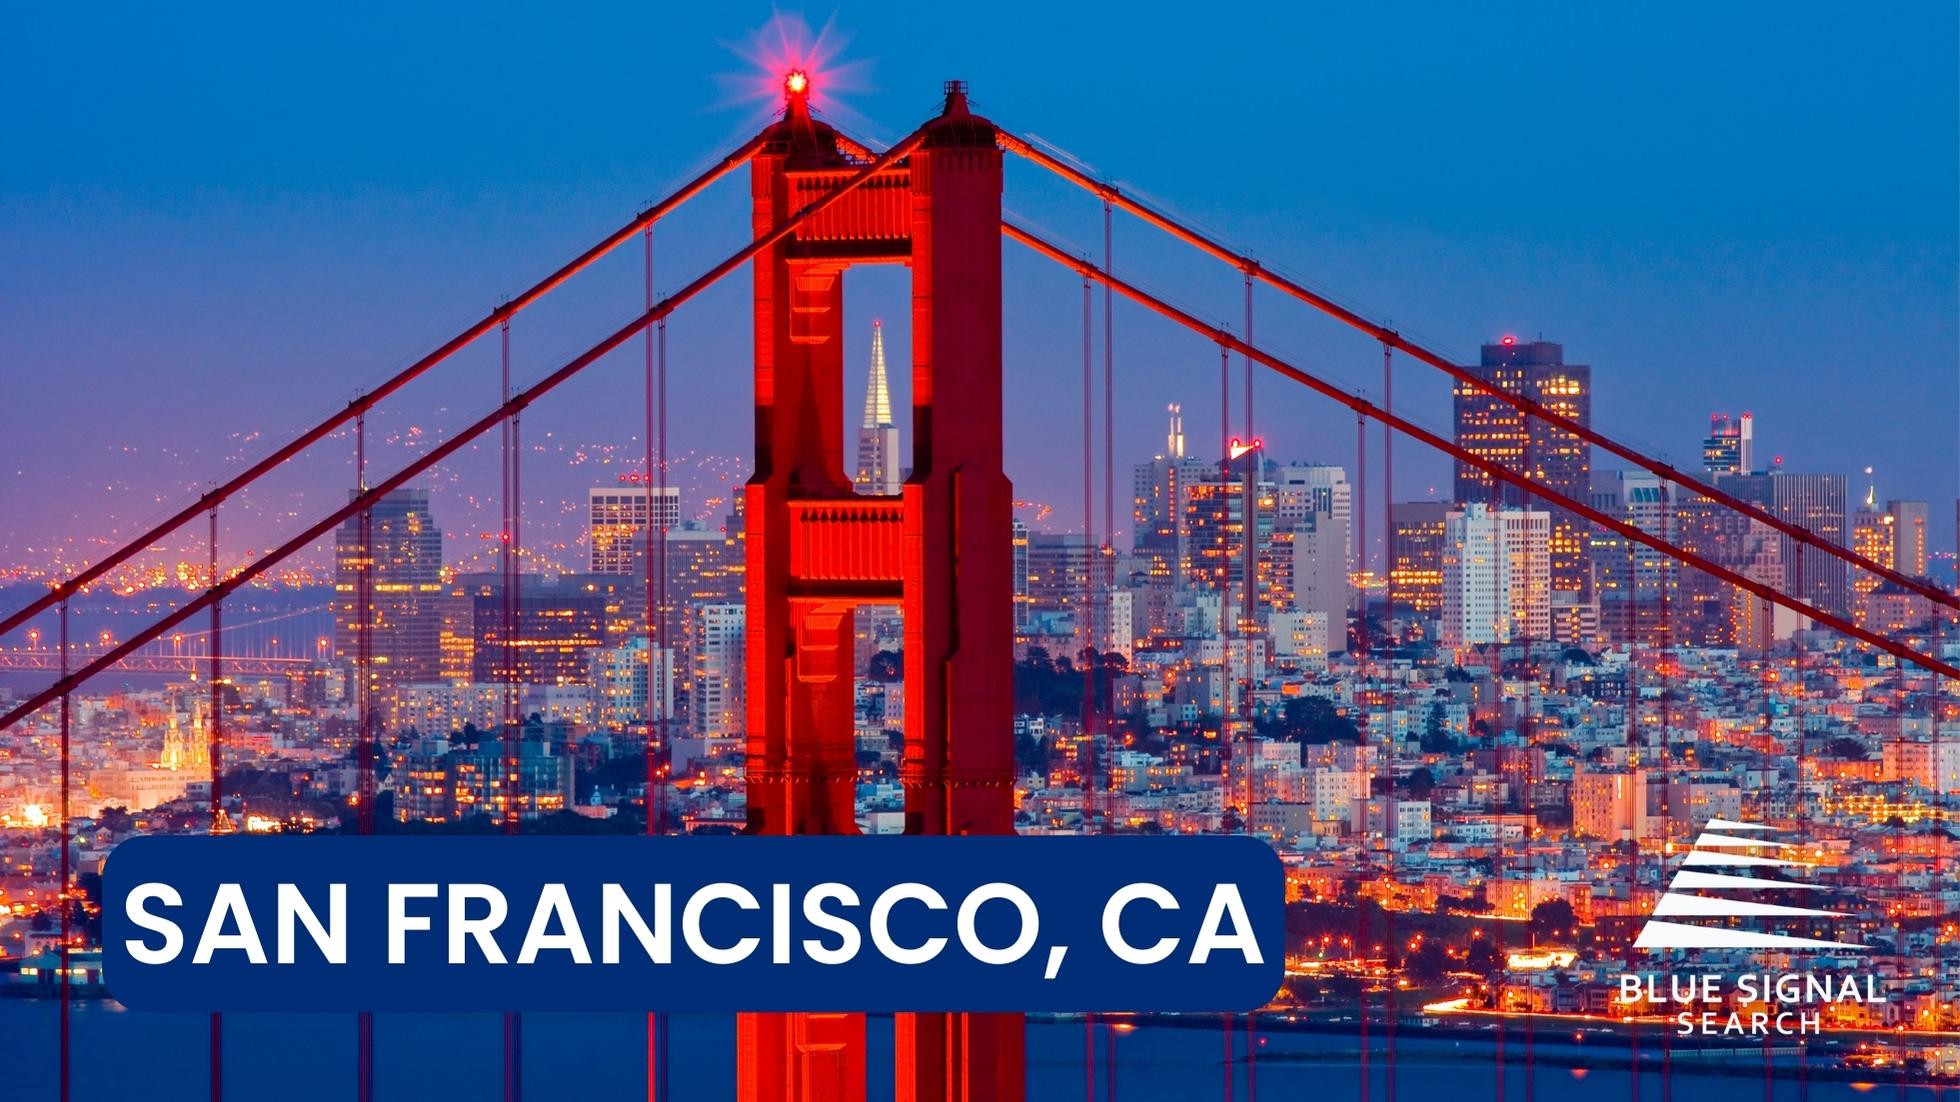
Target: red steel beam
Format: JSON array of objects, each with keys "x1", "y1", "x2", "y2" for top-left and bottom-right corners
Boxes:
[
  {"x1": 0, "y1": 133, "x2": 770, "y2": 643},
  {"x1": 1004, "y1": 220, "x2": 1960, "y2": 682},
  {"x1": 0, "y1": 128, "x2": 927, "y2": 732},
  {"x1": 997, "y1": 131, "x2": 1960, "y2": 614}
]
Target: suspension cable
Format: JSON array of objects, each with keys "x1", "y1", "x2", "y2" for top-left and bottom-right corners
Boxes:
[
  {"x1": 1002, "y1": 220, "x2": 1960, "y2": 682},
  {"x1": 1, "y1": 135, "x2": 770, "y2": 642},
  {"x1": 995, "y1": 130, "x2": 1958, "y2": 613},
  {"x1": 0, "y1": 125, "x2": 931, "y2": 733}
]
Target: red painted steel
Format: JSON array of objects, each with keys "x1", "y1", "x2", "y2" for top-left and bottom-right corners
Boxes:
[
  {"x1": 0, "y1": 131, "x2": 925, "y2": 734},
  {"x1": 740, "y1": 80, "x2": 1022, "y2": 1102}
]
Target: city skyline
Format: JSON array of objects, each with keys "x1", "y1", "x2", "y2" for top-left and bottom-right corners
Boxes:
[
  {"x1": 2, "y1": 10, "x2": 1958, "y2": 1099},
  {"x1": 3, "y1": 4, "x2": 1955, "y2": 587}
]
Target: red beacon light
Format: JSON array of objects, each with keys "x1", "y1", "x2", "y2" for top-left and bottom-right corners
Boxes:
[
  {"x1": 1500, "y1": 335, "x2": 1516, "y2": 346},
  {"x1": 784, "y1": 69, "x2": 810, "y2": 97}
]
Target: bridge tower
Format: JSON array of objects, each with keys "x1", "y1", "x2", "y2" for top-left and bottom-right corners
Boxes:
[{"x1": 738, "y1": 78, "x2": 1023, "y2": 1101}]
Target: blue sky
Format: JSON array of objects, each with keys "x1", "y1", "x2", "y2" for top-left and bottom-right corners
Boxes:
[{"x1": 3, "y1": 2, "x2": 1955, "y2": 575}]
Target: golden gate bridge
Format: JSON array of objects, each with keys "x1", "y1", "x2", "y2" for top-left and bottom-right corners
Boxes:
[{"x1": 3, "y1": 69, "x2": 1951, "y2": 1102}]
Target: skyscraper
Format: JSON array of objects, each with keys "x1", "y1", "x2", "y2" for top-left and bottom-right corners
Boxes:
[
  {"x1": 1441, "y1": 505, "x2": 1550, "y2": 649},
  {"x1": 1589, "y1": 470, "x2": 1677, "y2": 646},
  {"x1": 1888, "y1": 499, "x2": 1929, "y2": 578},
  {"x1": 854, "y1": 320, "x2": 900, "y2": 495},
  {"x1": 587, "y1": 479, "x2": 681, "y2": 574},
  {"x1": 333, "y1": 487, "x2": 445, "y2": 690},
  {"x1": 1388, "y1": 501, "x2": 1451, "y2": 616},
  {"x1": 1851, "y1": 472, "x2": 1895, "y2": 598},
  {"x1": 1132, "y1": 404, "x2": 1212, "y2": 586},
  {"x1": 1724, "y1": 470, "x2": 1849, "y2": 618},
  {"x1": 1701, "y1": 413, "x2": 1755, "y2": 475},
  {"x1": 1451, "y1": 338, "x2": 1592, "y2": 610}
]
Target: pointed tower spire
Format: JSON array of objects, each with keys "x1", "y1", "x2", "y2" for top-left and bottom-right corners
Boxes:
[
  {"x1": 854, "y1": 320, "x2": 901, "y2": 494},
  {"x1": 863, "y1": 320, "x2": 893, "y2": 429}
]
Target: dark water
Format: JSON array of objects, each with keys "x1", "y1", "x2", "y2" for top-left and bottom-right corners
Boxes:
[{"x1": 3, "y1": 1002, "x2": 1944, "y2": 1101}]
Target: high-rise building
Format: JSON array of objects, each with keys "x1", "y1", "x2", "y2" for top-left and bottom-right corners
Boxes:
[
  {"x1": 1272, "y1": 464, "x2": 1352, "y2": 577},
  {"x1": 333, "y1": 487, "x2": 445, "y2": 690},
  {"x1": 1011, "y1": 518, "x2": 1032, "y2": 630},
  {"x1": 1888, "y1": 499, "x2": 1929, "y2": 578},
  {"x1": 1701, "y1": 412, "x2": 1755, "y2": 475},
  {"x1": 1291, "y1": 502, "x2": 1350, "y2": 654},
  {"x1": 590, "y1": 636, "x2": 675, "y2": 733},
  {"x1": 469, "y1": 575, "x2": 615, "y2": 686},
  {"x1": 1723, "y1": 470, "x2": 1849, "y2": 618},
  {"x1": 1388, "y1": 502, "x2": 1451, "y2": 615},
  {"x1": 1132, "y1": 404, "x2": 1212, "y2": 586},
  {"x1": 1451, "y1": 338, "x2": 1592, "y2": 604},
  {"x1": 853, "y1": 320, "x2": 901, "y2": 495},
  {"x1": 690, "y1": 603, "x2": 746, "y2": 750},
  {"x1": 1024, "y1": 533, "x2": 1117, "y2": 629},
  {"x1": 587, "y1": 479, "x2": 681, "y2": 574},
  {"x1": 1441, "y1": 505, "x2": 1550, "y2": 649},
  {"x1": 1851, "y1": 475, "x2": 1895, "y2": 599},
  {"x1": 1589, "y1": 471, "x2": 1677, "y2": 646}
]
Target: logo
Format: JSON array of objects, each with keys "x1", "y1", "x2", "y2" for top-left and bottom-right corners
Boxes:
[
  {"x1": 1617, "y1": 818, "x2": 1885, "y2": 1038},
  {"x1": 1633, "y1": 817, "x2": 1863, "y2": 951}
]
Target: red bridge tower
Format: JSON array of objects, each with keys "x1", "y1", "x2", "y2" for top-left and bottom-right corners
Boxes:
[{"x1": 739, "y1": 79, "x2": 1023, "y2": 1101}]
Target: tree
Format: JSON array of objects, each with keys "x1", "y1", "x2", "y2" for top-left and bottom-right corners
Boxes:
[
  {"x1": 1406, "y1": 940, "x2": 1452, "y2": 984},
  {"x1": 866, "y1": 650, "x2": 903, "y2": 683},
  {"x1": 1405, "y1": 767, "x2": 1436, "y2": 799},
  {"x1": 1258, "y1": 697, "x2": 1360, "y2": 745},
  {"x1": 1825, "y1": 736, "x2": 1868, "y2": 761},
  {"x1": 1530, "y1": 899, "x2": 1578, "y2": 942}
]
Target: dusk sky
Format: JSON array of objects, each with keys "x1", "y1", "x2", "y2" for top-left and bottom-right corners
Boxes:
[{"x1": 4, "y1": 3, "x2": 1955, "y2": 585}]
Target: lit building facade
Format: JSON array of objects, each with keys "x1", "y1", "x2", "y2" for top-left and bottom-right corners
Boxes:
[
  {"x1": 1451, "y1": 339, "x2": 1592, "y2": 608},
  {"x1": 587, "y1": 480, "x2": 681, "y2": 575},
  {"x1": 333, "y1": 487, "x2": 445, "y2": 691}
]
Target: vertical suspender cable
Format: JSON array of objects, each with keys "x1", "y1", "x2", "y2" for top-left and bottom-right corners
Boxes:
[
  {"x1": 642, "y1": 222, "x2": 673, "y2": 1102},
  {"x1": 356, "y1": 407, "x2": 376, "y2": 1102},
  {"x1": 1219, "y1": 339, "x2": 1236, "y2": 1102},
  {"x1": 58, "y1": 600, "x2": 71, "y2": 1102},
  {"x1": 1355, "y1": 405, "x2": 1367, "y2": 657},
  {"x1": 1240, "y1": 267, "x2": 1259, "y2": 1102},
  {"x1": 1382, "y1": 343, "x2": 1393, "y2": 635},
  {"x1": 500, "y1": 315, "x2": 523, "y2": 1102},
  {"x1": 1102, "y1": 199, "x2": 1119, "y2": 1102},
  {"x1": 1081, "y1": 270, "x2": 1098, "y2": 1102},
  {"x1": 208, "y1": 507, "x2": 224, "y2": 1102},
  {"x1": 1103, "y1": 199, "x2": 1116, "y2": 557}
]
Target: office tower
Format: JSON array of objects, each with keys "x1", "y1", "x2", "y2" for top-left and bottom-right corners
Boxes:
[
  {"x1": 1292, "y1": 509, "x2": 1350, "y2": 654},
  {"x1": 1132, "y1": 404, "x2": 1213, "y2": 586},
  {"x1": 1451, "y1": 338, "x2": 1592, "y2": 607},
  {"x1": 1389, "y1": 502, "x2": 1451, "y2": 616},
  {"x1": 1441, "y1": 505, "x2": 1550, "y2": 648},
  {"x1": 1851, "y1": 474, "x2": 1895, "y2": 598},
  {"x1": 587, "y1": 479, "x2": 681, "y2": 574},
  {"x1": 1702, "y1": 412, "x2": 1755, "y2": 475},
  {"x1": 690, "y1": 603, "x2": 746, "y2": 749},
  {"x1": 1011, "y1": 518, "x2": 1032, "y2": 630},
  {"x1": 853, "y1": 320, "x2": 901, "y2": 495},
  {"x1": 1180, "y1": 464, "x2": 1281, "y2": 617},
  {"x1": 1888, "y1": 499, "x2": 1929, "y2": 577},
  {"x1": 333, "y1": 487, "x2": 445, "y2": 689},
  {"x1": 1271, "y1": 464, "x2": 1352, "y2": 574},
  {"x1": 469, "y1": 575, "x2": 613, "y2": 686},
  {"x1": 1723, "y1": 470, "x2": 1849, "y2": 617},
  {"x1": 591, "y1": 637, "x2": 674, "y2": 733},
  {"x1": 1023, "y1": 533, "x2": 1117, "y2": 628},
  {"x1": 1589, "y1": 471, "x2": 1677, "y2": 646}
]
